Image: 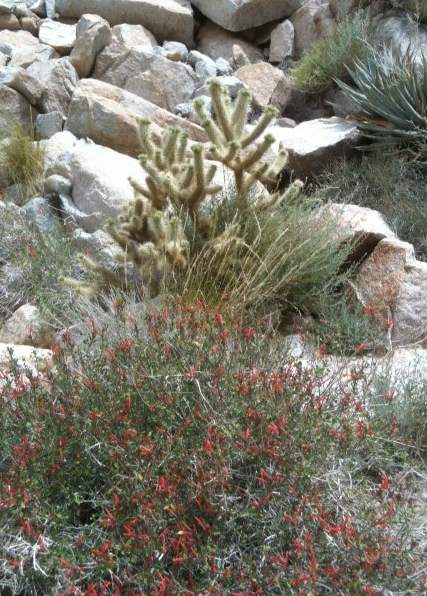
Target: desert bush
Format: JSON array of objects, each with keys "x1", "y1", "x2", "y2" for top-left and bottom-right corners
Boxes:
[
  {"x1": 314, "y1": 153, "x2": 427, "y2": 258},
  {"x1": 314, "y1": 294, "x2": 385, "y2": 356},
  {"x1": 390, "y1": 0, "x2": 427, "y2": 21},
  {"x1": 65, "y1": 81, "x2": 350, "y2": 317},
  {"x1": 369, "y1": 362, "x2": 427, "y2": 455},
  {"x1": 0, "y1": 297, "x2": 424, "y2": 595},
  {"x1": 0, "y1": 205, "x2": 79, "y2": 324},
  {"x1": 337, "y1": 44, "x2": 427, "y2": 153},
  {"x1": 290, "y1": 11, "x2": 372, "y2": 94},
  {"x1": 0, "y1": 124, "x2": 44, "y2": 203}
]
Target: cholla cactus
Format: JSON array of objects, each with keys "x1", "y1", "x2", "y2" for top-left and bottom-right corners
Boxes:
[
  {"x1": 65, "y1": 80, "x2": 303, "y2": 297},
  {"x1": 194, "y1": 80, "x2": 293, "y2": 209}
]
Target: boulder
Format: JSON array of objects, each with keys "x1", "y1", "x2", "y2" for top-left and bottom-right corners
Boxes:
[
  {"x1": 315, "y1": 203, "x2": 395, "y2": 263},
  {"x1": 191, "y1": 0, "x2": 302, "y2": 32},
  {"x1": 94, "y1": 46, "x2": 196, "y2": 112},
  {"x1": 355, "y1": 238, "x2": 427, "y2": 347},
  {"x1": 269, "y1": 19, "x2": 295, "y2": 62},
  {"x1": 48, "y1": 141, "x2": 148, "y2": 231},
  {"x1": 0, "y1": 304, "x2": 53, "y2": 348},
  {"x1": 0, "y1": 29, "x2": 57, "y2": 66},
  {"x1": 267, "y1": 117, "x2": 360, "y2": 178},
  {"x1": 40, "y1": 130, "x2": 79, "y2": 174},
  {"x1": 0, "y1": 13, "x2": 20, "y2": 30},
  {"x1": 235, "y1": 62, "x2": 291, "y2": 111},
  {"x1": 291, "y1": 0, "x2": 335, "y2": 59},
  {"x1": 55, "y1": 0, "x2": 194, "y2": 46},
  {"x1": 71, "y1": 227, "x2": 123, "y2": 269},
  {"x1": 27, "y1": 57, "x2": 78, "y2": 115},
  {"x1": 110, "y1": 23, "x2": 157, "y2": 49},
  {"x1": 35, "y1": 111, "x2": 64, "y2": 139},
  {"x1": 38, "y1": 18, "x2": 76, "y2": 54},
  {"x1": 0, "y1": 84, "x2": 37, "y2": 137},
  {"x1": 197, "y1": 21, "x2": 264, "y2": 64},
  {"x1": 0, "y1": 342, "x2": 52, "y2": 372},
  {"x1": 65, "y1": 79, "x2": 207, "y2": 157},
  {"x1": 69, "y1": 14, "x2": 111, "y2": 78},
  {"x1": 0, "y1": 65, "x2": 45, "y2": 105}
]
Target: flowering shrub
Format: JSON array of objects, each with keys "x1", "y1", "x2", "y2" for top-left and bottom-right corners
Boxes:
[{"x1": 0, "y1": 299, "x2": 424, "y2": 595}]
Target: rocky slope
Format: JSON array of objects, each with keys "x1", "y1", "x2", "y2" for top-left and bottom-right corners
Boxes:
[{"x1": 0, "y1": 0, "x2": 425, "y2": 377}]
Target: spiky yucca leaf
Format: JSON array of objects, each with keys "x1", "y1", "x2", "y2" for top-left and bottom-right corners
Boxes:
[{"x1": 337, "y1": 45, "x2": 427, "y2": 150}]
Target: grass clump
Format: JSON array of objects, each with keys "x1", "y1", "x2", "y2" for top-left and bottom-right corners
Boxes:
[
  {"x1": 178, "y1": 192, "x2": 351, "y2": 316},
  {"x1": 314, "y1": 153, "x2": 427, "y2": 258},
  {"x1": 0, "y1": 124, "x2": 45, "y2": 203},
  {"x1": 290, "y1": 11, "x2": 372, "y2": 94},
  {"x1": 314, "y1": 294, "x2": 385, "y2": 356},
  {"x1": 0, "y1": 297, "x2": 425, "y2": 595}
]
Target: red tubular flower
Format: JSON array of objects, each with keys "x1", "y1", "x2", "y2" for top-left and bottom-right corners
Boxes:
[
  {"x1": 241, "y1": 327, "x2": 256, "y2": 340},
  {"x1": 116, "y1": 338, "x2": 134, "y2": 352}
]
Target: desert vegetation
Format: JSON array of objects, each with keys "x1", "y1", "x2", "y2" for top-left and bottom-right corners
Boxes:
[{"x1": 0, "y1": 0, "x2": 426, "y2": 594}]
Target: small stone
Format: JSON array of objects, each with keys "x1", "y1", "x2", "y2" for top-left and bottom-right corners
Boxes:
[
  {"x1": 44, "y1": 174, "x2": 71, "y2": 195},
  {"x1": 163, "y1": 40, "x2": 188, "y2": 61},
  {"x1": 235, "y1": 62, "x2": 291, "y2": 111},
  {"x1": 216, "y1": 57, "x2": 232, "y2": 75},
  {"x1": 195, "y1": 58, "x2": 217, "y2": 83}
]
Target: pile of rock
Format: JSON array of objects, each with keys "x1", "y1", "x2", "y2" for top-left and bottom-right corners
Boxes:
[{"x1": 0, "y1": 0, "x2": 425, "y2": 374}]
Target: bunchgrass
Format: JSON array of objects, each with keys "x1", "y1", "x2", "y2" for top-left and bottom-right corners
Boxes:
[
  {"x1": 174, "y1": 192, "x2": 352, "y2": 318},
  {"x1": 290, "y1": 11, "x2": 372, "y2": 94},
  {"x1": 0, "y1": 124, "x2": 45, "y2": 203}
]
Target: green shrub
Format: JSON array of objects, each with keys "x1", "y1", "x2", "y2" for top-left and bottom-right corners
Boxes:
[
  {"x1": 337, "y1": 44, "x2": 427, "y2": 152},
  {"x1": 290, "y1": 11, "x2": 372, "y2": 94},
  {"x1": 0, "y1": 124, "x2": 45, "y2": 203},
  {"x1": 0, "y1": 205, "x2": 79, "y2": 325},
  {"x1": 314, "y1": 293, "x2": 385, "y2": 356},
  {"x1": 64, "y1": 81, "x2": 350, "y2": 318},
  {"x1": 314, "y1": 153, "x2": 427, "y2": 258},
  {"x1": 0, "y1": 298, "x2": 424, "y2": 594},
  {"x1": 391, "y1": 0, "x2": 427, "y2": 21}
]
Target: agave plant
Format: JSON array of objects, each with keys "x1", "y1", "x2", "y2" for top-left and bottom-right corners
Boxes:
[{"x1": 337, "y1": 44, "x2": 427, "y2": 152}]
